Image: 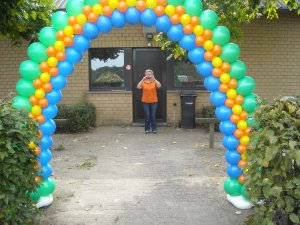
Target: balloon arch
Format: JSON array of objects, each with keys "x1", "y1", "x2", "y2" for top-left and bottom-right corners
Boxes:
[{"x1": 12, "y1": 0, "x2": 257, "y2": 209}]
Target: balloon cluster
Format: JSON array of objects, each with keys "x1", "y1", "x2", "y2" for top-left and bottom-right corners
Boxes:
[{"x1": 12, "y1": 0, "x2": 257, "y2": 207}]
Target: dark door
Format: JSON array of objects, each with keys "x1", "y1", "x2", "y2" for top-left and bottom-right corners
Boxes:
[{"x1": 133, "y1": 48, "x2": 167, "y2": 123}]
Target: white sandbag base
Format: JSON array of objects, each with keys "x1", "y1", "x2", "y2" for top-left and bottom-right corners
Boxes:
[
  {"x1": 227, "y1": 194, "x2": 253, "y2": 210},
  {"x1": 36, "y1": 194, "x2": 53, "y2": 208}
]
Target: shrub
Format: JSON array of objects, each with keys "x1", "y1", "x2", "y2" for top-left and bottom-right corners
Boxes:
[
  {"x1": 244, "y1": 96, "x2": 300, "y2": 225},
  {"x1": 56, "y1": 103, "x2": 96, "y2": 133},
  {"x1": 0, "y1": 98, "x2": 39, "y2": 224},
  {"x1": 197, "y1": 105, "x2": 220, "y2": 131}
]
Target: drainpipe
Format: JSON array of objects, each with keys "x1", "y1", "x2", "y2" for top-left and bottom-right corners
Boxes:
[{"x1": 173, "y1": 103, "x2": 177, "y2": 127}]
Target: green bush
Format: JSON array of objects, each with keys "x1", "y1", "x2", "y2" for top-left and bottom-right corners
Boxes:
[
  {"x1": 0, "y1": 98, "x2": 39, "y2": 224},
  {"x1": 56, "y1": 103, "x2": 96, "y2": 133},
  {"x1": 197, "y1": 105, "x2": 220, "y2": 131},
  {"x1": 244, "y1": 96, "x2": 300, "y2": 225}
]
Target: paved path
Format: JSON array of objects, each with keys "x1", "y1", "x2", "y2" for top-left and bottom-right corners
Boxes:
[{"x1": 38, "y1": 126, "x2": 251, "y2": 225}]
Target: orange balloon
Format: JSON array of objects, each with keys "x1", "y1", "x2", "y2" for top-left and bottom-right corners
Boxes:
[
  {"x1": 221, "y1": 62, "x2": 231, "y2": 73},
  {"x1": 244, "y1": 127, "x2": 251, "y2": 136},
  {"x1": 155, "y1": 6, "x2": 165, "y2": 16},
  {"x1": 212, "y1": 45, "x2": 222, "y2": 56},
  {"x1": 203, "y1": 30, "x2": 212, "y2": 40},
  {"x1": 64, "y1": 36, "x2": 74, "y2": 46},
  {"x1": 103, "y1": 5, "x2": 113, "y2": 16},
  {"x1": 29, "y1": 96, "x2": 39, "y2": 105},
  {"x1": 230, "y1": 114, "x2": 240, "y2": 124},
  {"x1": 157, "y1": 0, "x2": 167, "y2": 6},
  {"x1": 225, "y1": 99, "x2": 235, "y2": 108},
  {"x1": 219, "y1": 84, "x2": 229, "y2": 93},
  {"x1": 234, "y1": 129, "x2": 244, "y2": 139},
  {"x1": 42, "y1": 82, "x2": 53, "y2": 92},
  {"x1": 118, "y1": 1, "x2": 128, "y2": 12},
  {"x1": 36, "y1": 114, "x2": 46, "y2": 124},
  {"x1": 184, "y1": 24, "x2": 193, "y2": 34},
  {"x1": 56, "y1": 51, "x2": 67, "y2": 61},
  {"x1": 28, "y1": 112, "x2": 36, "y2": 119},
  {"x1": 212, "y1": 68, "x2": 222, "y2": 77},
  {"x1": 195, "y1": 36, "x2": 205, "y2": 46},
  {"x1": 73, "y1": 24, "x2": 83, "y2": 34},
  {"x1": 204, "y1": 51, "x2": 214, "y2": 61},
  {"x1": 40, "y1": 62, "x2": 50, "y2": 72},
  {"x1": 33, "y1": 79, "x2": 43, "y2": 89},
  {"x1": 240, "y1": 111, "x2": 249, "y2": 120},
  {"x1": 82, "y1": 5, "x2": 92, "y2": 16},
  {"x1": 234, "y1": 95, "x2": 244, "y2": 105},
  {"x1": 37, "y1": 130, "x2": 42, "y2": 139},
  {"x1": 190, "y1": 16, "x2": 199, "y2": 26},
  {"x1": 237, "y1": 144, "x2": 247, "y2": 154},
  {"x1": 49, "y1": 67, "x2": 59, "y2": 76},
  {"x1": 100, "y1": 0, "x2": 108, "y2": 6},
  {"x1": 68, "y1": 16, "x2": 77, "y2": 26},
  {"x1": 170, "y1": 14, "x2": 180, "y2": 24},
  {"x1": 238, "y1": 160, "x2": 247, "y2": 168},
  {"x1": 175, "y1": 5, "x2": 185, "y2": 15},
  {"x1": 39, "y1": 98, "x2": 49, "y2": 108},
  {"x1": 56, "y1": 30, "x2": 65, "y2": 41},
  {"x1": 35, "y1": 146, "x2": 41, "y2": 155},
  {"x1": 46, "y1": 47, "x2": 56, "y2": 57},
  {"x1": 136, "y1": 0, "x2": 146, "y2": 11},
  {"x1": 228, "y1": 79, "x2": 238, "y2": 89},
  {"x1": 34, "y1": 162, "x2": 41, "y2": 169},
  {"x1": 88, "y1": 12, "x2": 98, "y2": 23},
  {"x1": 238, "y1": 175, "x2": 245, "y2": 184},
  {"x1": 35, "y1": 176, "x2": 41, "y2": 183}
]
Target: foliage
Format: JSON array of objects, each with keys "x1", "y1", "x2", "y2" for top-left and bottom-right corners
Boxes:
[
  {"x1": 197, "y1": 105, "x2": 220, "y2": 131},
  {"x1": 244, "y1": 96, "x2": 300, "y2": 225},
  {"x1": 0, "y1": 0, "x2": 54, "y2": 45},
  {"x1": 56, "y1": 103, "x2": 96, "y2": 133},
  {"x1": 0, "y1": 98, "x2": 39, "y2": 224}
]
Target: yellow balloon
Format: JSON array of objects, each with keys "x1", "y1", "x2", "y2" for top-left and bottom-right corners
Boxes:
[
  {"x1": 93, "y1": 4, "x2": 103, "y2": 15},
  {"x1": 126, "y1": 0, "x2": 136, "y2": 6},
  {"x1": 220, "y1": 73, "x2": 230, "y2": 84},
  {"x1": 146, "y1": 0, "x2": 157, "y2": 8},
  {"x1": 204, "y1": 40, "x2": 214, "y2": 51},
  {"x1": 54, "y1": 41, "x2": 65, "y2": 51},
  {"x1": 63, "y1": 26, "x2": 74, "y2": 37},
  {"x1": 193, "y1": 25, "x2": 204, "y2": 36},
  {"x1": 165, "y1": 5, "x2": 175, "y2": 16},
  {"x1": 232, "y1": 104, "x2": 243, "y2": 115},
  {"x1": 77, "y1": 14, "x2": 87, "y2": 25},
  {"x1": 241, "y1": 153, "x2": 247, "y2": 160},
  {"x1": 28, "y1": 141, "x2": 36, "y2": 149},
  {"x1": 108, "y1": 0, "x2": 119, "y2": 9},
  {"x1": 237, "y1": 120, "x2": 248, "y2": 130},
  {"x1": 47, "y1": 57, "x2": 58, "y2": 67},
  {"x1": 35, "y1": 88, "x2": 45, "y2": 99},
  {"x1": 226, "y1": 88, "x2": 237, "y2": 99},
  {"x1": 31, "y1": 105, "x2": 42, "y2": 116},
  {"x1": 180, "y1": 14, "x2": 191, "y2": 25},
  {"x1": 212, "y1": 57, "x2": 222, "y2": 68},
  {"x1": 40, "y1": 72, "x2": 50, "y2": 83},
  {"x1": 240, "y1": 136, "x2": 250, "y2": 145}
]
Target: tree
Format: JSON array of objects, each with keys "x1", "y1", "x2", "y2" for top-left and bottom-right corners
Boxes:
[{"x1": 0, "y1": 0, "x2": 54, "y2": 45}]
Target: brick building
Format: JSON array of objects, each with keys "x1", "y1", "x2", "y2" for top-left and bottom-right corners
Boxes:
[{"x1": 0, "y1": 3, "x2": 299, "y2": 126}]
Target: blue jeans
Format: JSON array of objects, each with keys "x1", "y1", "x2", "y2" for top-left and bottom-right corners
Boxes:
[{"x1": 143, "y1": 102, "x2": 158, "y2": 132}]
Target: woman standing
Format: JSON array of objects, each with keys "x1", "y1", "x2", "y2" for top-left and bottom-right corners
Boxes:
[{"x1": 137, "y1": 69, "x2": 161, "y2": 134}]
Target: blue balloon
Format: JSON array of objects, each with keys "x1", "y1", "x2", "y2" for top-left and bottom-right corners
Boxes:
[
  {"x1": 111, "y1": 10, "x2": 126, "y2": 28},
  {"x1": 39, "y1": 163, "x2": 53, "y2": 179},
  {"x1": 140, "y1": 9, "x2": 156, "y2": 27},
  {"x1": 39, "y1": 135, "x2": 53, "y2": 150},
  {"x1": 74, "y1": 35, "x2": 90, "y2": 52},
  {"x1": 50, "y1": 75, "x2": 67, "y2": 90},
  {"x1": 125, "y1": 7, "x2": 140, "y2": 25},
  {"x1": 215, "y1": 106, "x2": 232, "y2": 121},
  {"x1": 223, "y1": 135, "x2": 239, "y2": 150},
  {"x1": 38, "y1": 149, "x2": 52, "y2": 164},
  {"x1": 156, "y1": 15, "x2": 171, "y2": 32},
  {"x1": 188, "y1": 47, "x2": 205, "y2": 64},
  {"x1": 83, "y1": 22, "x2": 99, "y2": 39},
  {"x1": 219, "y1": 121, "x2": 236, "y2": 135},
  {"x1": 65, "y1": 47, "x2": 82, "y2": 63},
  {"x1": 46, "y1": 89, "x2": 62, "y2": 105},
  {"x1": 225, "y1": 150, "x2": 241, "y2": 165},
  {"x1": 167, "y1": 24, "x2": 184, "y2": 42},
  {"x1": 196, "y1": 61, "x2": 213, "y2": 77},
  {"x1": 42, "y1": 104, "x2": 58, "y2": 120},
  {"x1": 210, "y1": 91, "x2": 226, "y2": 107},
  {"x1": 39, "y1": 119, "x2": 56, "y2": 135},
  {"x1": 227, "y1": 164, "x2": 243, "y2": 178},
  {"x1": 57, "y1": 61, "x2": 73, "y2": 76},
  {"x1": 179, "y1": 34, "x2": 195, "y2": 51},
  {"x1": 204, "y1": 76, "x2": 220, "y2": 91},
  {"x1": 97, "y1": 16, "x2": 112, "y2": 33}
]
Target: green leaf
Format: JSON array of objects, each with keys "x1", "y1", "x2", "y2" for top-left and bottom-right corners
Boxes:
[{"x1": 289, "y1": 213, "x2": 300, "y2": 224}]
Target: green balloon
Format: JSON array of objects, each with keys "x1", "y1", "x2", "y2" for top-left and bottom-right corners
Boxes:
[
  {"x1": 29, "y1": 191, "x2": 41, "y2": 202},
  {"x1": 16, "y1": 79, "x2": 35, "y2": 98},
  {"x1": 200, "y1": 10, "x2": 218, "y2": 30},
  {"x1": 184, "y1": 0, "x2": 202, "y2": 17},
  {"x1": 224, "y1": 178, "x2": 242, "y2": 196},
  {"x1": 38, "y1": 178, "x2": 56, "y2": 196},
  {"x1": 211, "y1": 26, "x2": 230, "y2": 46},
  {"x1": 19, "y1": 60, "x2": 41, "y2": 81},
  {"x1": 220, "y1": 43, "x2": 240, "y2": 63},
  {"x1": 28, "y1": 42, "x2": 48, "y2": 63},
  {"x1": 242, "y1": 94, "x2": 258, "y2": 113},
  {"x1": 12, "y1": 96, "x2": 32, "y2": 112},
  {"x1": 66, "y1": 0, "x2": 85, "y2": 16},
  {"x1": 39, "y1": 27, "x2": 57, "y2": 47},
  {"x1": 229, "y1": 60, "x2": 247, "y2": 80},
  {"x1": 236, "y1": 76, "x2": 256, "y2": 96},
  {"x1": 167, "y1": 0, "x2": 185, "y2": 6},
  {"x1": 51, "y1": 11, "x2": 69, "y2": 31},
  {"x1": 241, "y1": 185, "x2": 249, "y2": 200},
  {"x1": 246, "y1": 117, "x2": 255, "y2": 127}
]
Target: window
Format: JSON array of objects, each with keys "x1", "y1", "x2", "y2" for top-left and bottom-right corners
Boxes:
[{"x1": 89, "y1": 48, "x2": 131, "y2": 91}]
